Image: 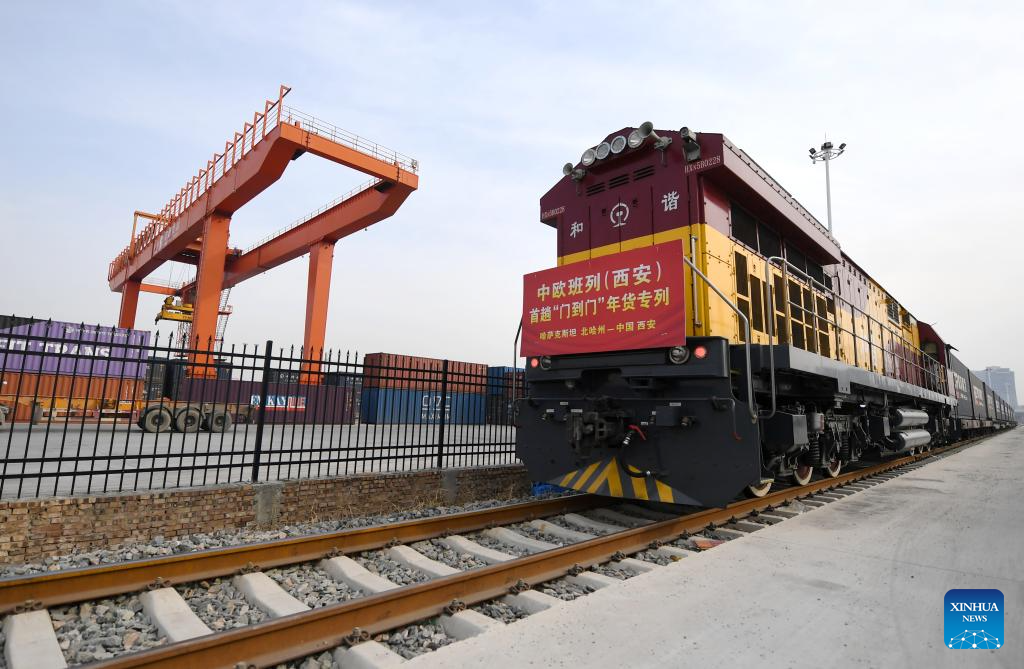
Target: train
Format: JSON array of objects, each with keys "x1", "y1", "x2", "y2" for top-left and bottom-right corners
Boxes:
[{"x1": 516, "y1": 123, "x2": 1016, "y2": 508}]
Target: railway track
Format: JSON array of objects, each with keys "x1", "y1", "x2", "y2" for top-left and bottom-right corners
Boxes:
[{"x1": 0, "y1": 435, "x2": 988, "y2": 669}]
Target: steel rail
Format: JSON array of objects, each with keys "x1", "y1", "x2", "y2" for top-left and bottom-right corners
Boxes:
[
  {"x1": 88, "y1": 437, "x2": 985, "y2": 669},
  {"x1": 0, "y1": 495, "x2": 600, "y2": 614}
]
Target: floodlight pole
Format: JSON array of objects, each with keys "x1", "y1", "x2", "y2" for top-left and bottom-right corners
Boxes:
[{"x1": 809, "y1": 140, "x2": 846, "y2": 234}]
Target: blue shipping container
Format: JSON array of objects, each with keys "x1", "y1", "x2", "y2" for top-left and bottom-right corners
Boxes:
[
  {"x1": 360, "y1": 388, "x2": 486, "y2": 424},
  {"x1": 486, "y1": 366, "x2": 525, "y2": 395}
]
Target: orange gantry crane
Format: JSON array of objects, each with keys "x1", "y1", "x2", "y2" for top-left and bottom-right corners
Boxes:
[{"x1": 108, "y1": 86, "x2": 419, "y2": 378}]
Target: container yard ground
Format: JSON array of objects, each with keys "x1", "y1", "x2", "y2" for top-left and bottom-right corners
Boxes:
[
  {"x1": 409, "y1": 428, "x2": 1024, "y2": 669},
  {"x1": 0, "y1": 423, "x2": 514, "y2": 498}
]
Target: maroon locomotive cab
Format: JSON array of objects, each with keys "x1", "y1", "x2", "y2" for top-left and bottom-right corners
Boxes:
[
  {"x1": 521, "y1": 242, "x2": 686, "y2": 357},
  {"x1": 518, "y1": 241, "x2": 761, "y2": 509}
]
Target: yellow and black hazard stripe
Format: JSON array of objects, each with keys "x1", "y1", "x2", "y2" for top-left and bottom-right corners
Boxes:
[{"x1": 552, "y1": 458, "x2": 681, "y2": 504}]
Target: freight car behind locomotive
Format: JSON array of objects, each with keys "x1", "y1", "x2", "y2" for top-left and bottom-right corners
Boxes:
[{"x1": 516, "y1": 123, "x2": 1015, "y2": 508}]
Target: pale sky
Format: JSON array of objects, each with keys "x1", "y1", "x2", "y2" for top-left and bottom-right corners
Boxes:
[{"x1": 1, "y1": 2, "x2": 1021, "y2": 402}]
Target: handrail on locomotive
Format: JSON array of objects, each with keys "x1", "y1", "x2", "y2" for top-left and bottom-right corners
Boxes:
[{"x1": 763, "y1": 255, "x2": 946, "y2": 397}]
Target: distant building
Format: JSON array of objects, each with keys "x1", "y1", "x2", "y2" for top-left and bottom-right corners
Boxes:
[{"x1": 973, "y1": 366, "x2": 1019, "y2": 409}]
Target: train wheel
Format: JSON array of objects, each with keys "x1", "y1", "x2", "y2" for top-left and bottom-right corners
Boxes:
[
  {"x1": 745, "y1": 479, "x2": 774, "y2": 498},
  {"x1": 139, "y1": 407, "x2": 172, "y2": 433},
  {"x1": 791, "y1": 464, "x2": 813, "y2": 486},
  {"x1": 822, "y1": 457, "x2": 842, "y2": 478},
  {"x1": 174, "y1": 407, "x2": 202, "y2": 433}
]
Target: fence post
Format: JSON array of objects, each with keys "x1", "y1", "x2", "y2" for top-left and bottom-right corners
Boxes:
[
  {"x1": 251, "y1": 340, "x2": 273, "y2": 483},
  {"x1": 436, "y1": 359, "x2": 449, "y2": 469}
]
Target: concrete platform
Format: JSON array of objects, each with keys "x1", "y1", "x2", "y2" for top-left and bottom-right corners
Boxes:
[{"x1": 407, "y1": 430, "x2": 1024, "y2": 668}]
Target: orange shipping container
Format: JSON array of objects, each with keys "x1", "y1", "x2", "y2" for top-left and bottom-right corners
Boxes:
[
  {"x1": 0, "y1": 371, "x2": 144, "y2": 422},
  {"x1": 362, "y1": 353, "x2": 487, "y2": 393}
]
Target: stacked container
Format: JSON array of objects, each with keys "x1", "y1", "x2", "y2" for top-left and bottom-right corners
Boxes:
[
  {"x1": 360, "y1": 353, "x2": 488, "y2": 425},
  {"x1": 0, "y1": 319, "x2": 150, "y2": 422},
  {"x1": 485, "y1": 366, "x2": 525, "y2": 425}
]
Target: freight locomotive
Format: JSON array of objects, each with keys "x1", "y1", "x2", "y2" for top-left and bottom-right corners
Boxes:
[{"x1": 516, "y1": 124, "x2": 1016, "y2": 508}]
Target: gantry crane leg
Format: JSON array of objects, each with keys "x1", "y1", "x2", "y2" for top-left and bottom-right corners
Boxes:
[
  {"x1": 118, "y1": 280, "x2": 141, "y2": 329},
  {"x1": 300, "y1": 240, "x2": 335, "y2": 383},
  {"x1": 188, "y1": 213, "x2": 231, "y2": 376}
]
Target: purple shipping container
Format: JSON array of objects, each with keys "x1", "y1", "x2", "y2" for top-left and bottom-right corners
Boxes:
[
  {"x1": 174, "y1": 378, "x2": 355, "y2": 424},
  {"x1": 0, "y1": 318, "x2": 150, "y2": 378}
]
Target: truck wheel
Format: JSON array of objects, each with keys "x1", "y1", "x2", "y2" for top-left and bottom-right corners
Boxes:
[
  {"x1": 204, "y1": 411, "x2": 233, "y2": 433},
  {"x1": 139, "y1": 407, "x2": 173, "y2": 433},
  {"x1": 174, "y1": 407, "x2": 202, "y2": 433}
]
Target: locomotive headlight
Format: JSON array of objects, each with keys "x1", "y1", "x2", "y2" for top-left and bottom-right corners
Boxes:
[
  {"x1": 595, "y1": 142, "x2": 611, "y2": 160},
  {"x1": 610, "y1": 135, "x2": 627, "y2": 154},
  {"x1": 668, "y1": 346, "x2": 691, "y2": 364},
  {"x1": 539, "y1": 356, "x2": 552, "y2": 370},
  {"x1": 627, "y1": 129, "x2": 644, "y2": 148},
  {"x1": 581, "y1": 148, "x2": 597, "y2": 166}
]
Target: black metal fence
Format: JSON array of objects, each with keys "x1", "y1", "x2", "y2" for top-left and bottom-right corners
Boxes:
[{"x1": 0, "y1": 317, "x2": 521, "y2": 499}]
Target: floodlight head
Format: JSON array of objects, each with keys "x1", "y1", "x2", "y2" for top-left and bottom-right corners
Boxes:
[{"x1": 839, "y1": 142, "x2": 847, "y2": 150}]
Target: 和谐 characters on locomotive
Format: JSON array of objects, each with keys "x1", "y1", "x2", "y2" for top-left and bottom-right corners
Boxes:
[{"x1": 516, "y1": 123, "x2": 1014, "y2": 509}]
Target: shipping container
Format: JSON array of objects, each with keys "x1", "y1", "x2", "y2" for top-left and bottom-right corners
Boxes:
[
  {"x1": 486, "y1": 393, "x2": 515, "y2": 425},
  {"x1": 970, "y1": 373, "x2": 987, "y2": 420},
  {"x1": 0, "y1": 317, "x2": 150, "y2": 378},
  {"x1": 946, "y1": 351, "x2": 975, "y2": 420},
  {"x1": 0, "y1": 371, "x2": 144, "y2": 422},
  {"x1": 266, "y1": 369, "x2": 302, "y2": 384},
  {"x1": 486, "y1": 366, "x2": 525, "y2": 396},
  {"x1": 359, "y1": 388, "x2": 485, "y2": 424},
  {"x1": 362, "y1": 353, "x2": 487, "y2": 393},
  {"x1": 173, "y1": 377, "x2": 355, "y2": 424},
  {"x1": 144, "y1": 357, "x2": 232, "y2": 400}
]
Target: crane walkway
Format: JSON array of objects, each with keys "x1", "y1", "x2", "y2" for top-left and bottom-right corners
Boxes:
[{"x1": 108, "y1": 86, "x2": 418, "y2": 292}]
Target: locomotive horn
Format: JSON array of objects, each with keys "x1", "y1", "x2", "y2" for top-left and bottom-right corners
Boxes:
[{"x1": 638, "y1": 121, "x2": 671, "y2": 150}]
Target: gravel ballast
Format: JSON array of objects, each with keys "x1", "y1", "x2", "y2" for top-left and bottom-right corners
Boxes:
[
  {"x1": 592, "y1": 563, "x2": 637, "y2": 580},
  {"x1": 355, "y1": 551, "x2": 428, "y2": 586},
  {"x1": 266, "y1": 563, "x2": 360, "y2": 608},
  {"x1": 51, "y1": 596, "x2": 165, "y2": 665},
  {"x1": 176, "y1": 578, "x2": 268, "y2": 631},
  {"x1": 409, "y1": 539, "x2": 487, "y2": 570},
  {"x1": 539, "y1": 577, "x2": 595, "y2": 601},
  {"x1": 634, "y1": 549, "x2": 676, "y2": 565},
  {"x1": 1, "y1": 492, "x2": 575, "y2": 577},
  {"x1": 473, "y1": 600, "x2": 527, "y2": 623},
  {"x1": 507, "y1": 522, "x2": 566, "y2": 546},
  {"x1": 377, "y1": 620, "x2": 453, "y2": 659},
  {"x1": 466, "y1": 531, "x2": 530, "y2": 556}
]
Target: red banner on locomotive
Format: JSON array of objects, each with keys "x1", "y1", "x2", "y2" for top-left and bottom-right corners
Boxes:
[{"x1": 521, "y1": 242, "x2": 686, "y2": 356}]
